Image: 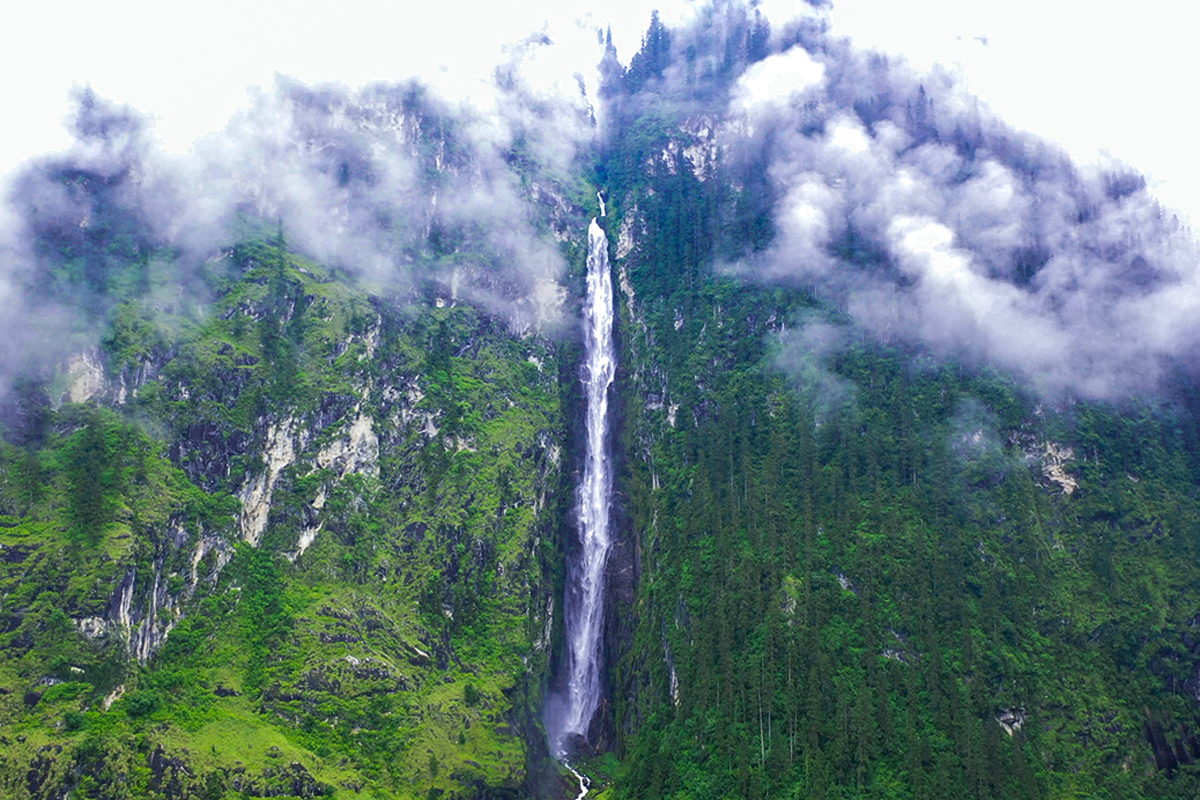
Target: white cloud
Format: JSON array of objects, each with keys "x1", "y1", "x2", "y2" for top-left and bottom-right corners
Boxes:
[
  {"x1": 828, "y1": 0, "x2": 1200, "y2": 228},
  {"x1": 735, "y1": 45, "x2": 826, "y2": 111},
  {"x1": 828, "y1": 121, "x2": 870, "y2": 155},
  {"x1": 0, "y1": 0, "x2": 693, "y2": 186}
]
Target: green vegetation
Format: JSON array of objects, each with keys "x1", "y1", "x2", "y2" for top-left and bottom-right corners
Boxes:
[
  {"x1": 0, "y1": 228, "x2": 573, "y2": 798},
  {"x1": 599, "y1": 70, "x2": 1200, "y2": 799},
  {"x1": 5, "y1": 17, "x2": 1200, "y2": 799}
]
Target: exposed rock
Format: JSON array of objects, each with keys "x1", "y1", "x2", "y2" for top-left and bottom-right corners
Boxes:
[
  {"x1": 170, "y1": 422, "x2": 250, "y2": 492},
  {"x1": 228, "y1": 761, "x2": 331, "y2": 798},
  {"x1": 110, "y1": 569, "x2": 135, "y2": 644},
  {"x1": 63, "y1": 349, "x2": 106, "y2": 405},
  {"x1": 1013, "y1": 429, "x2": 1080, "y2": 495},
  {"x1": 102, "y1": 684, "x2": 125, "y2": 710},
  {"x1": 679, "y1": 116, "x2": 720, "y2": 181},
  {"x1": 131, "y1": 557, "x2": 179, "y2": 664},
  {"x1": 1042, "y1": 442, "x2": 1078, "y2": 494},
  {"x1": 239, "y1": 417, "x2": 306, "y2": 545},
  {"x1": 96, "y1": 527, "x2": 201, "y2": 665},
  {"x1": 190, "y1": 533, "x2": 233, "y2": 590},
  {"x1": 616, "y1": 205, "x2": 642, "y2": 262},
  {"x1": 293, "y1": 485, "x2": 327, "y2": 558},
  {"x1": 315, "y1": 414, "x2": 379, "y2": 478},
  {"x1": 74, "y1": 616, "x2": 107, "y2": 640},
  {"x1": 363, "y1": 315, "x2": 382, "y2": 360},
  {"x1": 998, "y1": 707, "x2": 1026, "y2": 736},
  {"x1": 834, "y1": 569, "x2": 858, "y2": 595},
  {"x1": 55, "y1": 348, "x2": 161, "y2": 410},
  {"x1": 882, "y1": 630, "x2": 919, "y2": 664},
  {"x1": 147, "y1": 745, "x2": 195, "y2": 798},
  {"x1": 662, "y1": 628, "x2": 680, "y2": 708}
]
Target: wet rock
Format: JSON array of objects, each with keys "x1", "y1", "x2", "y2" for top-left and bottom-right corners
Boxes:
[
  {"x1": 230, "y1": 761, "x2": 332, "y2": 798},
  {"x1": 147, "y1": 745, "x2": 195, "y2": 797},
  {"x1": 997, "y1": 707, "x2": 1026, "y2": 736},
  {"x1": 2, "y1": 545, "x2": 33, "y2": 564},
  {"x1": 25, "y1": 749, "x2": 54, "y2": 797}
]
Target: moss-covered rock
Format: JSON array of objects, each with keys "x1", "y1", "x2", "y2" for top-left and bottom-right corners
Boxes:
[{"x1": 0, "y1": 234, "x2": 576, "y2": 799}]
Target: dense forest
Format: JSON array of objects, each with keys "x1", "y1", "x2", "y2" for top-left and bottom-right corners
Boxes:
[
  {"x1": 598, "y1": 7, "x2": 1200, "y2": 799},
  {"x1": 2, "y1": 4, "x2": 1200, "y2": 799}
]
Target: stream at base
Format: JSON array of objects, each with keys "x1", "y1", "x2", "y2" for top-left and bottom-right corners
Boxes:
[{"x1": 564, "y1": 761, "x2": 591, "y2": 800}]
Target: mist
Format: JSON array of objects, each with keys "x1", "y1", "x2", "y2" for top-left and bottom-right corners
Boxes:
[
  {"x1": 0, "y1": 39, "x2": 596, "y2": 397},
  {"x1": 603, "y1": 3, "x2": 1200, "y2": 402},
  {"x1": 6, "y1": 0, "x2": 1200, "y2": 405},
  {"x1": 745, "y1": 30, "x2": 1200, "y2": 401}
]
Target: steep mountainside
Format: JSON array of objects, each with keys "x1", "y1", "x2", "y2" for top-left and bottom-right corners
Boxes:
[
  {"x1": 0, "y1": 78, "x2": 593, "y2": 799},
  {"x1": 5, "y1": 5, "x2": 1200, "y2": 800},
  {"x1": 0, "y1": 237, "x2": 582, "y2": 798},
  {"x1": 594, "y1": 8, "x2": 1200, "y2": 800}
]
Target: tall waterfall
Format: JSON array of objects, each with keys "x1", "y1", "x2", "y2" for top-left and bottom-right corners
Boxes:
[{"x1": 553, "y1": 208, "x2": 616, "y2": 756}]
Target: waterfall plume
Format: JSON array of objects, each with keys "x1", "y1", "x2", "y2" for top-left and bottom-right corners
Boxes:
[{"x1": 550, "y1": 214, "x2": 615, "y2": 756}]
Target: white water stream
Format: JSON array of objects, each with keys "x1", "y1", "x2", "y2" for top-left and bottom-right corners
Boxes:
[
  {"x1": 554, "y1": 204, "x2": 616, "y2": 755},
  {"x1": 564, "y1": 760, "x2": 591, "y2": 800}
]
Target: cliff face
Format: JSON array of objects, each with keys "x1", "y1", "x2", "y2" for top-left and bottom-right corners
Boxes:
[{"x1": 0, "y1": 230, "x2": 582, "y2": 798}]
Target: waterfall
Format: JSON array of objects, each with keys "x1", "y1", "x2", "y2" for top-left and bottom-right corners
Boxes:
[
  {"x1": 552, "y1": 212, "x2": 616, "y2": 755},
  {"x1": 565, "y1": 761, "x2": 591, "y2": 800}
]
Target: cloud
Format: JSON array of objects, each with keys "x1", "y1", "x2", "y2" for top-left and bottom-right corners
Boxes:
[
  {"x1": 598, "y1": 0, "x2": 1200, "y2": 400},
  {"x1": 173, "y1": 74, "x2": 583, "y2": 328},
  {"x1": 713, "y1": 29, "x2": 1200, "y2": 400},
  {"x1": 734, "y1": 45, "x2": 825, "y2": 112},
  {"x1": 9, "y1": 0, "x2": 1196, "y2": 408},
  {"x1": 773, "y1": 311, "x2": 857, "y2": 419},
  {"x1": 946, "y1": 396, "x2": 1013, "y2": 489},
  {"x1": 0, "y1": 88, "x2": 169, "y2": 393},
  {"x1": 0, "y1": 54, "x2": 594, "y2": 397}
]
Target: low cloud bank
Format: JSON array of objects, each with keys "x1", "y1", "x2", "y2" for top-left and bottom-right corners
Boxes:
[
  {"x1": 733, "y1": 33, "x2": 1200, "y2": 400},
  {"x1": 0, "y1": 41, "x2": 595, "y2": 394},
  {"x1": 606, "y1": 3, "x2": 1200, "y2": 401}
]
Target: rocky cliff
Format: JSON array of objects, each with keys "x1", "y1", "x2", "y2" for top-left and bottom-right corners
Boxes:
[{"x1": 0, "y1": 232, "x2": 583, "y2": 799}]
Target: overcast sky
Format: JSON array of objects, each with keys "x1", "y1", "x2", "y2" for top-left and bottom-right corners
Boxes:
[{"x1": 2, "y1": 0, "x2": 1196, "y2": 226}]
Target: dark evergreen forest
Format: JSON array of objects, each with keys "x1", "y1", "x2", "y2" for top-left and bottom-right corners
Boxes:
[{"x1": 600, "y1": 9, "x2": 1200, "y2": 799}]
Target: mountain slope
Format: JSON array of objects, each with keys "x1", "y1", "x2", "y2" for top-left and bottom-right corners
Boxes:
[
  {"x1": 6, "y1": 5, "x2": 1200, "y2": 800},
  {"x1": 595, "y1": 9, "x2": 1200, "y2": 799},
  {"x1": 0, "y1": 232, "x2": 582, "y2": 799}
]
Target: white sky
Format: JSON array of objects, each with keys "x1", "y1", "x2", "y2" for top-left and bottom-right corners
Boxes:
[
  {"x1": 825, "y1": 0, "x2": 1200, "y2": 228},
  {"x1": 1, "y1": 0, "x2": 1197, "y2": 225}
]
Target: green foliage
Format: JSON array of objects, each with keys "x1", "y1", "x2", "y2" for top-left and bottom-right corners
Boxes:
[
  {"x1": 0, "y1": 223, "x2": 573, "y2": 799},
  {"x1": 600, "y1": 73, "x2": 1200, "y2": 799},
  {"x1": 228, "y1": 544, "x2": 295, "y2": 693},
  {"x1": 57, "y1": 408, "x2": 130, "y2": 545},
  {"x1": 122, "y1": 688, "x2": 160, "y2": 718},
  {"x1": 102, "y1": 301, "x2": 167, "y2": 369},
  {"x1": 33, "y1": 47, "x2": 1200, "y2": 798}
]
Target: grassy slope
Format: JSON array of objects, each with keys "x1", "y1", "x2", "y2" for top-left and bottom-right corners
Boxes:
[{"x1": 0, "y1": 239, "x2": 571, "y2": 799}]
